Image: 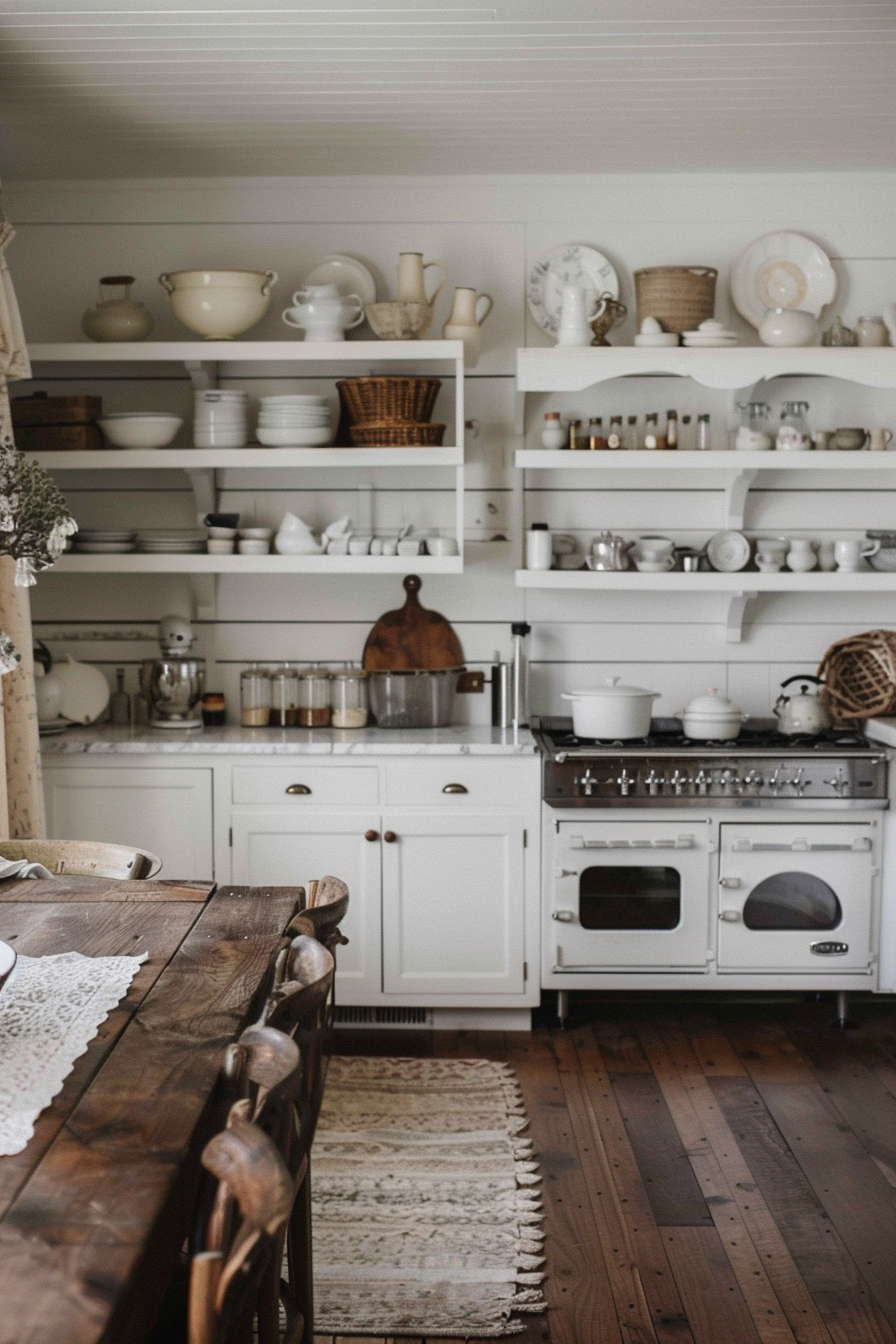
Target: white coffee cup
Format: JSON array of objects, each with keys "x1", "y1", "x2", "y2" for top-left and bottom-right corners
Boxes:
[
  {"x1": 427, "y1": 536, "x2": 459, "y2": 556},
  {"x1": 869, "y1": 428, "x2": 893, "y2": 452},
  {"x1": 755, "y1": 537, "x2": 789, "y2": 563},
  {"x1": 835, "y1": 537, "x2": 881, "y2": 570},
  {"x1": 632, "y1": 534, "x2": 674, "y2": 563}
]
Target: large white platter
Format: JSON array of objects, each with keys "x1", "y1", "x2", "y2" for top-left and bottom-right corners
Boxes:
[{"x1": 730, "y1": 231, "x2": 837, "y2": 329}]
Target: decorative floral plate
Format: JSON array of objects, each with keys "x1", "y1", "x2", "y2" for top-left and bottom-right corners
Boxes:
[
  {"x1": 730, "y1": 232, "x2": 837, "y2": 329},
  {"x1": 527, "y1": 244, "x2": 619, "y2": 336},
  {"x1": 706, "y1": 530, "x2": 752, "y2": 573}
]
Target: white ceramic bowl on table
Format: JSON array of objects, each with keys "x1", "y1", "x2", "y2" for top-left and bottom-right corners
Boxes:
[
  {"x1": 98, "y1": 414, "x2": 183, "y2": 449},
  {"x1": 159, "y1": 269, "x2": 277, "y2": 339},
  {"x1": 561, "y1": 678, "x2": 660, "y2": 739}
]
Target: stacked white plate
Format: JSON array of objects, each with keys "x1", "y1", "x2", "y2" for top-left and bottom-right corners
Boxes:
[
  {"x1": 256, "y1": 394, "x2": 333, "y2": 448},
  {"x1": 74, "y1": 528, "x2": 137, "y2": 554},
  {"x1": 194, "y1": 389, "x2": 250, "y2": 448},
  {"x1": 682, "y1": 319, "x2": 738, "y2": 348},
  {"x1": 137, "y1": 529, "x2": 207, "y2": 554}
]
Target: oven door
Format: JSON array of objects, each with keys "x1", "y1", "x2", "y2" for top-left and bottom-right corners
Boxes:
[
  {"x1": 550, "y1": 820, "x2": 712, "y2": 970},
  {"x1": 717, "y1": 823, "x2": 875, "y2": 973}
]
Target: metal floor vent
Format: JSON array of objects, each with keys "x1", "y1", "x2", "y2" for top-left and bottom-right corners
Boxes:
[{"x1": 333, "y1": 1006, "x2": 433, "y2": 1029}]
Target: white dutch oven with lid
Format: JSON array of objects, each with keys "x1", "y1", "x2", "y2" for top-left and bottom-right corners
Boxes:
[
  {"x1": 676, "y1": 687, "x2": 747, "y2": 740},
  {"x1": 561, "y1": 678, "x2": 660, "y2": 739}
]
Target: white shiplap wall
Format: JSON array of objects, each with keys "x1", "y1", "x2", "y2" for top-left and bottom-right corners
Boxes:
[{"x1": 8, "y1": 171, "x2": 896, "y2": 723}]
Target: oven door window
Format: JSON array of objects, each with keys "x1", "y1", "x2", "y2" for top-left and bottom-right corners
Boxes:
[
  {"x1": 743, "y1": 872, "x2": 841, "y2": 931},
  {"x1": 580, "y1": 865, "x2": 680, "y2": 930}
]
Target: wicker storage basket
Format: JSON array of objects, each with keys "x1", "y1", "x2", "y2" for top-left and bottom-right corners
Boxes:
[
  {"x1": 349, "y1": 421, "x2": 446, "y2": 447},
  {"x1": 336, "y1": 376, "x2": 441, "y2": 426},
  {"x1": 633, "y1": 267, "x2": 718, "y2": 334},
  {"x1": 817, "y1": 629, "x2": 896, "y2": 719}
]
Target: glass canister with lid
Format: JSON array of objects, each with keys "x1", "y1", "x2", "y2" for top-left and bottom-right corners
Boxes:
[
  {"x1": 270, "y1": 663, "x2": 300, "y2": 727},
  {"x1": 735, "y1": 401, "x2": 773, "y2": 451},
  {"x1": 240, "y1": 664, "x2": 271, "y2": 727},
  {"x1": 776, "y1": 400, "x2": 812, "y2": 452},
  {"x1": 331, "y1": 669, "x2": 369, "y2": 728},
  {"x1": 297, "y1": 669, "x2": 332, "y2": 727}
]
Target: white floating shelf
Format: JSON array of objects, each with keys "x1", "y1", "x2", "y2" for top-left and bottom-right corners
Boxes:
[
  {"x1": 29, "y1": 340, "x2": 463, "y2": 364},
  {"x1": 26, "y1": 446, "x2": 463, "y2": 470},
  {"x1": 515, "y1": 449, "x2": 896, "y2": 470},
  {"x1": 517, "y1": 346, "x2": 896, "y2": 392},
  {"x1": 515, "y1": 569, "x2": 896, "y2": 591},
  {"x1": 56, "y1": 554, "x2": 463, "y2": 575}
]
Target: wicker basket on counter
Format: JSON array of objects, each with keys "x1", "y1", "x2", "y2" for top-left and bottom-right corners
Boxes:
[
  {"x1": 633, "y1": 266, "x2": 718, "y2": 334},
  {"x1": 817, "y1": 629, "x2": 896, "y2": 719},
  {"x1": 336, "y1": 376, "x2": 441, "y2": 426},
  {"x1": 348, "y1": 421, "x2": 446, "y2": 447}
]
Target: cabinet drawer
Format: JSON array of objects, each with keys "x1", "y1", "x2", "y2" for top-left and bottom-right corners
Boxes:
[
  {"x1": 384, "y1": 759, "x2": 535, "y2": 807},
  {"x1": 232, "y1": 766, "x2": 379, "y2": 806}
]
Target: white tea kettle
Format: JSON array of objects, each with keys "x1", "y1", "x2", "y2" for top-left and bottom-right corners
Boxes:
[{"x1": 773, "y1": 674, "x2": 831, "y2": 736}]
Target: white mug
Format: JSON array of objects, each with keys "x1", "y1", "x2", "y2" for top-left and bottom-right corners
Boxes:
[
  {"x1": 835, "y1": 537, "x2": 880, "y2": 570},
  {"x1": 869, "y1": 427, "x2": 893, "y2": 452},
  {"x1": 632, "y1": 535, "x2": 674, "y2": 563}
]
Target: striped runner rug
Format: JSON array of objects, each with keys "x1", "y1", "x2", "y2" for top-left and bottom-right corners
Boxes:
[{"x1": 310, "y1": 1056, "x2": 546, "y2": 1338}]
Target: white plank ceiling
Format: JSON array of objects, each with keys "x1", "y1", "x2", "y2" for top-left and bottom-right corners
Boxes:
[{"x1": 1, "y1": 0, "x2": 895, "y2": 178}]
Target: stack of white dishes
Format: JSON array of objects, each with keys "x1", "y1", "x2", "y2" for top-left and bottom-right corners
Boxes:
[
  {"x1": 256, "y1": 395, "x2": 333, "y2": 448},
  {"x1": 137, "y1": 529, "x2": 207, "y2": 554},
  {"x1": 73, "y1": 528, "x2": 137, "y2": 553},
  {"x1": 682, "y1": 319, "x2": 738, "y2": 348},
  {"x1": 194, "y1": 390, "x2": 249, "y2": 448}
]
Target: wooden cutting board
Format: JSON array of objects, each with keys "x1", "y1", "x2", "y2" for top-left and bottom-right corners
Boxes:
[{"x1": 362, "y1": 574, "x2": 465, "y2": 670}]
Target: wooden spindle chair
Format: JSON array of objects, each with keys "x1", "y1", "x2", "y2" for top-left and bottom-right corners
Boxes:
[
  {"x1": 261, "y1": 935, "x2": 336, "y2": 1344},
  {"x1": 0, "y1": 838, "x2": 161, "y2": 879},
  {"x1": 188, "y1": 1117, "x2": 295, "y2": 1344},
  {"x1": 283, "y1": 875, "x2": 349, "y2": 966}
]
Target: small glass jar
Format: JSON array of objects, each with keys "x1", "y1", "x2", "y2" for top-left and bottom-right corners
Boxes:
[
  {"x1": 270, "y1": 664, "x2": 300, "y2": 727},
  {"x1": 201, "y1": 691, "x2": 226, "y2": 727},
  {"x1": 695, "y1": 413, "x2": 713, "y2": 451},
  {"x1": 298, "y1": 670, "x2": 332, "y2": 727},
  {"x1": 240, "y1": 665, "x2": 270, "y2": 727},
  {"x1": 331, "y1": 670, "x2": 369, "y2": 728},
  {"x1": 776, "y1": 401, "x2": 811, "y2": 452}
]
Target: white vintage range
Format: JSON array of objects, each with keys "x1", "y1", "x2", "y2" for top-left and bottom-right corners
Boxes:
[{"x1": 534, "y1": 716, "x2": 889, "y2": 1022}]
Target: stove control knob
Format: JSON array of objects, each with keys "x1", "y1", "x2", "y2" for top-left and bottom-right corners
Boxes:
[
  {"x1": 743, "y1": 769, "x2": 763, "y2": 791},
  {"x1": 694, "y1": 769, "x2": 710, "y2": 796},
  {"x1": 788, "y1": 767, "x2": 810, "y2": 794},
  {"x1": 823, "y1": 768, "x2": 849, "y2": 797},
  {"x1": 616, "y1": 768, "x2": 632, "y2": 797},
  {"x1": 575, "y1": 768, "x2": 597, "y2": 797},
  {"x1": 769, "y1": 767, "x2": 785, "y2": 795},
  {"x1": 670, "y1": 769, "x2": 690, "y2": 796},
  {"x1": 644, "y1": 769, "x2": 662, "y2": 796},
  {"x1": 718, "y1": 768, "x2": 740, "y2": 790}
]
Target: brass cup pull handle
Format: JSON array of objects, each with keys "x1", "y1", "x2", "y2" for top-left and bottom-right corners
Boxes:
[
  {"x1": 442, "y1": 783, "x2": 469, "y2": 794},
  {"x1": 365, "y1": 829, "x2": 379, "y2": 842},
  {"x1": 285, "y1": 784, "x2": 312, "y2": 795},
  {"x1": 383, "y1": 831, "x2": 397, "y2": 843}
]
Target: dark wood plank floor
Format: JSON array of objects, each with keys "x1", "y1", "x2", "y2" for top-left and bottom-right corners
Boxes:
[{"x1": 314, "y1": 995, "x2": 896, "y2": 1344}]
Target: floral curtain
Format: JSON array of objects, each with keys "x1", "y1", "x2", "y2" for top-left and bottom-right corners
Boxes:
[{"x1": 0, "y1": 220, "x2": 76, "y2": 838}]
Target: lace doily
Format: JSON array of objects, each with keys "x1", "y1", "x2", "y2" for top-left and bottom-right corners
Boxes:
[{"x1": 0, "y1": 950, "x2": 147, "y2": 1156}]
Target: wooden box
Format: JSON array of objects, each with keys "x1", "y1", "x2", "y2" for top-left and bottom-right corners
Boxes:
[
  {"x1": 14, "y1": 423, "x2": 104, "y2": 452},
  {"x1": 11, "y1": 393, "x2": 102, "y2": 427}
]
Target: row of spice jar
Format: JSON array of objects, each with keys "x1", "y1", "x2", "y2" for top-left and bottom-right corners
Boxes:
[
  {"x1": 543, "y1": 409, "x2": 714, "y2": 451},
  {"x1": 240, "y1": 664, "x2": 369, "y2": 729}
]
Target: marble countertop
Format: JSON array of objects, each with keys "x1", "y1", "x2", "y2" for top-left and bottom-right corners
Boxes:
[{"x1": 40, "y1": 723, "x2": 540, "y2": 756}]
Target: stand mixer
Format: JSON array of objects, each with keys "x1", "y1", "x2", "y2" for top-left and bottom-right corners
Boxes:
[{"x1": 140, "y1": 615, "x2": 205, "y2": 729}]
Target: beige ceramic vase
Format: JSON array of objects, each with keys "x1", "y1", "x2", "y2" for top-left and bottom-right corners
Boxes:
[{"x1": 442, "y1": 286, "x2": 493, "y2": 369}]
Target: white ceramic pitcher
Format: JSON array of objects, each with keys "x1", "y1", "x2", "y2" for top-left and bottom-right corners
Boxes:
[
  {"x1": 396, "y1": 253, "x2": 447, "y2": 307},
  {"x1": 442, "y1": 286, "x2": 493, "y2": 369},
  {"x1": 557, "y1": 283, "x2": 602, "y2": 347}
]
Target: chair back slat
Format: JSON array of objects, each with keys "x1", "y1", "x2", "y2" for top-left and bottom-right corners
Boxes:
[{"x1": 0, "y1": 838, "x2": 161, "y2": 879}]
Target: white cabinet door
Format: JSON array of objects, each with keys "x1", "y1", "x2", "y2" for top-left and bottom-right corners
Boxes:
[
  {"x1": 381, "y1": 813, "x2": 526, "y2": 996},
  {"x1": 43, "y1": 766, "x2": 214, "y2": 881},
  {"x1": 230, "y1": 808, "x2": 382, "y2": 1003}
]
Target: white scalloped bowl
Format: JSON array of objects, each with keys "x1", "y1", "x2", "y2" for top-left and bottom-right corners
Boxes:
[{"x1": 0, "y1": 941, "x2": 16, "y2": 996}]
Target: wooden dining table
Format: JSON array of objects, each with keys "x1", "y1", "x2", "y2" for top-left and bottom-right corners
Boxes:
[{"x1": 0, "y1": 877, "x2": 306, "y2": 1344}]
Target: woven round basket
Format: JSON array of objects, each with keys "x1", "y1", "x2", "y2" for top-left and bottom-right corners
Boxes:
[
  {"x1": 817, "y1": 629, "x2": 896, "y2": 719},
  {"x1": 633, "y1": 267, "x2": 718, "y2": 334},
  {"x1": 348, "y1": 421, "x2": 446, "y2": 447},
  {"x1": 336, "y1": 376, "x2": 441, "y2": 426}
]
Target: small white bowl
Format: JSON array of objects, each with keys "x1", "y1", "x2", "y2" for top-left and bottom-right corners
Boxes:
[
  {"x1": 207, "y1": 538, "x2": 235, "y2": 554},
  {"x1": 256, "y1": 427, "x2": 333, "y2": 447},
  {"x1": 207, "y1": 526, "x2": 237, "y2": 540},
  {"x1": 238, "y1": 539, "x2": 270, "y2": 555},
  {"x1": 239, "y1": 527, "x2": 273, "y2": 540},
  {"x1": 348, "y1": 536, "x2": 372, "y2": 555},
  {"x1": 98, "y1": 414, "x2": 183, "y2": 449}
]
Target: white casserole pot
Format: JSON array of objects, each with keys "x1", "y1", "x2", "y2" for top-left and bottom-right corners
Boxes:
[
  {"x1": 676, "y1": 687, "x2": 747, "y2": 740},
  {"x1": 561, "y1": 678, "x2": 660, "y2": 739}
]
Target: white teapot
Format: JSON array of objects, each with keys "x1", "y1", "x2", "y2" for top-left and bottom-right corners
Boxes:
[
  {"x1": 282, "y1": 283, "x2": 364, "y2": 341},
  {"x1": 773, "y1": 675, "x2": 831, "y2": 736}
]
